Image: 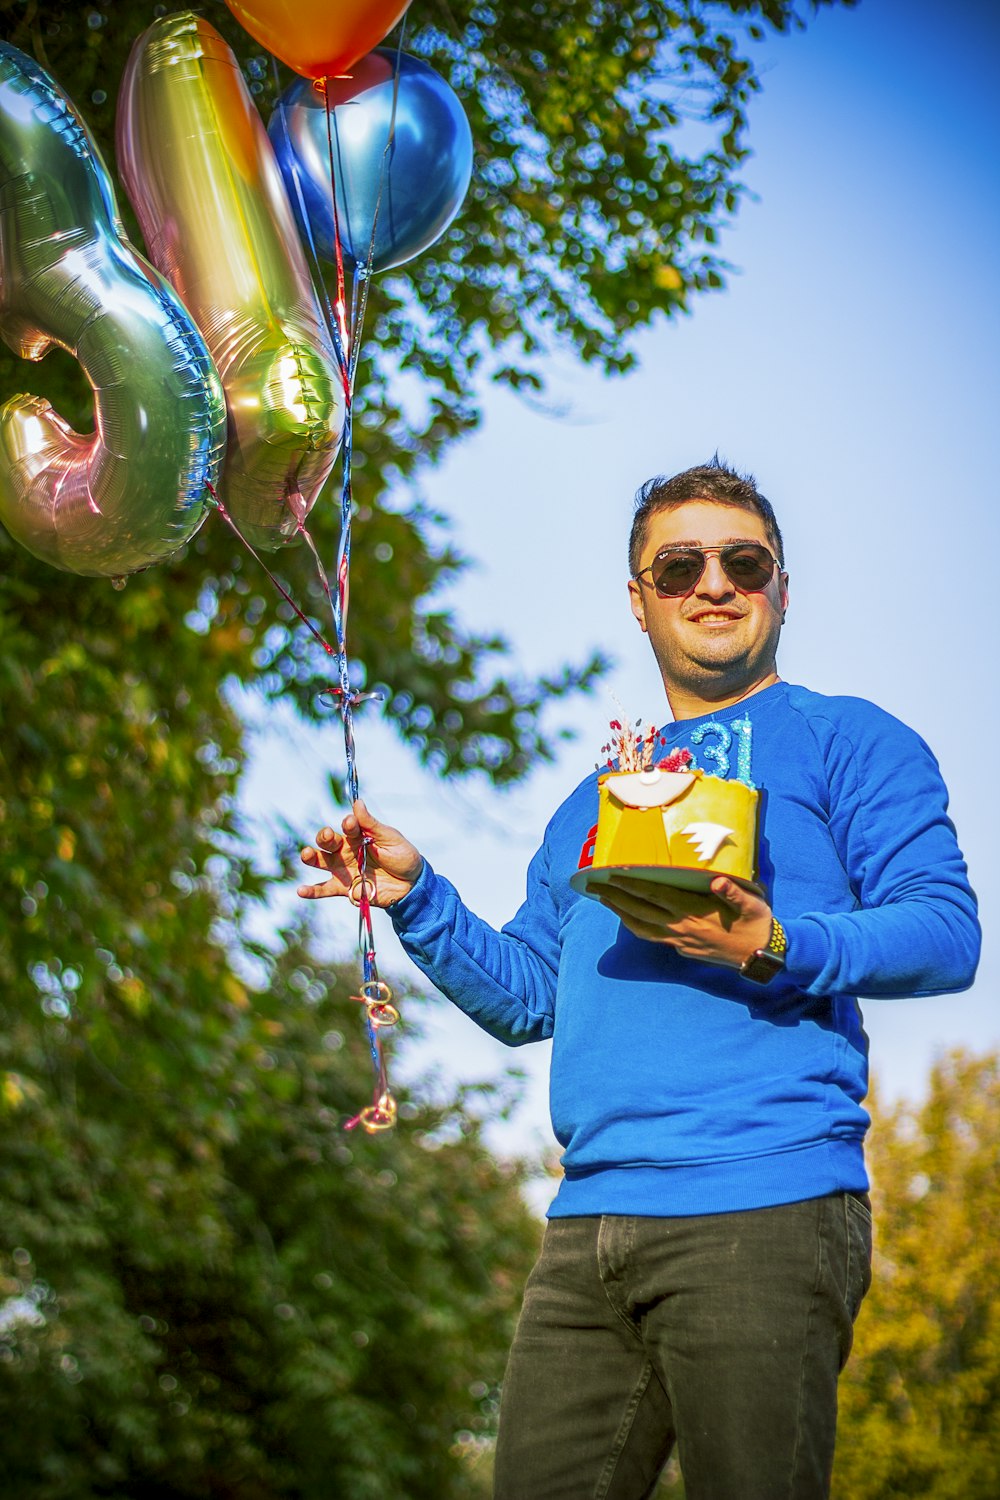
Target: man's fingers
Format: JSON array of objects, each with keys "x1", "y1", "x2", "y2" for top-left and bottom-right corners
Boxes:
[
  {"x1": 600, "y1": 888, "x2": 684, "y2": 928},
  {"x1": 709, "y1": 876, "x2": 770, "y2": 920},
  {"x1": 342, "y1": 803, "x2": 384, "y2": 848},
  {"x1": 598, "y1": 897, "x2": 690, "y2": 948},
  {"x1": 350, "y1": 798, "x2": 395, "y2": 845},
  {"x1": 296, "y1": 875, "x2": 349, "y2": 900},
  {"x1": 599, "y1": 889, "x2": 649, "y2": 921},
  {"x1": 604, "y1": 878, "x2": 717, "y2": 918},
  {"x1": 708, "y1": 875, "x2": 746, "y2": 910},
  {"x1": 300, "y1": 804, "x2": 422, "y2": 901},
  {"x1": 300, "y1": 839, "x2": 346, "y2": 874}
]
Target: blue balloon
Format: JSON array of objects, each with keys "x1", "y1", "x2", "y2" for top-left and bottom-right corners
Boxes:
[{"x1": 268, "y1": 49, "x2": 473, "y2": 275}]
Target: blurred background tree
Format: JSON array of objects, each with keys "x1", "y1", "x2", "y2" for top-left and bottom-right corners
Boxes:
[
  {"x1": 0, "y1": 1, "x2": 856, "y2": 1493},
  {"x1": 650, "y1": 1053, "x2": 1000, "y2": 1500},
  {"x1": 832, "y1": 1051, "x2": 1000, "y2": 1500},
  {"x1": 0, "y1": 934, "x2": 540, "y2": 1497}
]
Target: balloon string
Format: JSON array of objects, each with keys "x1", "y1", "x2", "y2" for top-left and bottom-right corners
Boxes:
[
  {"x1": 286, "y1": 79, "x2": 393, "y2": 1128},
  {"x1": 347, "y1": 17, "x2": 407, "y2": 387},
  {"x1": 201, "y1": 474, "x2": 366, "y2": 804},
  {"x1": 322, "y1": 75, "x2": 352, "y2": 369},
  {"x1": 249, "y1": 48, "x2": 409, "y2": 1131},
  {"x1": 204, "y1": 480, "x2": 336, "y2": 659},
  {"x1": 326, "y1": 38, "x2": 416, "y2": 1131},
  {"x1": 205, "y1": 476, "x2": 396, "y2": 1131},
  {"x1": 314, "y1": 69, "x2": 402, "y2": 1129},
  {"x1": 312, "y1": 399, "x2": 398, "y2": 1132},
  {"x1": 312, "y1": 374, "x2": 400, "y2": 1128},
  {"x1": 269, "y1": 74, "x2": 350, "y2": 396}
]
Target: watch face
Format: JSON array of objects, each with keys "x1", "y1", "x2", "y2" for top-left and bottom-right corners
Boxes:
[{"x1": 741, "y1": 949, "x2": 784, "y2": 984}]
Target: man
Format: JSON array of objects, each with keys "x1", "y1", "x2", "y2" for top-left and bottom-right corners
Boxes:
[{"x1": 298, "y1": 461, "x2": 980, "y2": 1499}]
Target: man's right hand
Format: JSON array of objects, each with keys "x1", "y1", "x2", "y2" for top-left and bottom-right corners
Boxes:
[{"x1": 297, "y1": 799, "x2": 423, "y2": 909}]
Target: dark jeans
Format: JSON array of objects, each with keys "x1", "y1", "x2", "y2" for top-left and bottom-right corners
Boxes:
[{"x1": 493, "y1": 1193, "x2": 872, "y2": 1500}]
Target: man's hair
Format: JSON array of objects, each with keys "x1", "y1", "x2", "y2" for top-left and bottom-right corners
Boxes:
[{"x1": 628, "y1": 458, "x2": 785, "y2": 577}]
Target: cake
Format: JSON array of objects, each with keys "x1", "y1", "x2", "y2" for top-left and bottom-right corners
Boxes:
[{"x1": 569, "y1": 717, "x2": 761, "y2": 898}]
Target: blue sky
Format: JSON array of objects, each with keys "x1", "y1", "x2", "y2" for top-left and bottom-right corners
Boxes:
[{"x1": 244, "y1": 0, "x2": 1000, "y2": 1170}]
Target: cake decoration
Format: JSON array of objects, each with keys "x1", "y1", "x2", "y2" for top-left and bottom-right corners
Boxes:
[
  {"x1": 680, "y1": 822, "x2": 736, "y2": 864},
  {"x1": 571, "y1": 710, "x2": 763, "y2": 899},
  {"x1": 732, "y1": 714, "x2": 755, "y2": 787},
  {"x1": 690, "y1": 719, "x2": 731, "y2": 778}
]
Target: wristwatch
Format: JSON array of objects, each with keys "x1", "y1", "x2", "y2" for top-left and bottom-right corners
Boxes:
[{"x1": 740, "y1": 917, "x2": 787, "y2": 984}]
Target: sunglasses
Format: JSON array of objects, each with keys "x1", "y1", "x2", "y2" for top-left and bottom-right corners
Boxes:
[{"x1": 634, "y1": 542, "x2": 780, "y2": 597}]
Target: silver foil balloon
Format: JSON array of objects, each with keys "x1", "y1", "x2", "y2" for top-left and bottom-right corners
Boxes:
[
  {"x1": 0, "y1": 41, "x2": 226, "y2": 578},
  {"x1": 117, "y1": 13, "x2": 345, "y2": 552},
  {"x1": 269, "y1": 49, "x2": 474, "y2": 274}
]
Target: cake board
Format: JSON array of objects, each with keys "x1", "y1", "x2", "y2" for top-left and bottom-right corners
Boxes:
[{"x1": 570, "y1": 864, "x2": 766, "y2": 900}]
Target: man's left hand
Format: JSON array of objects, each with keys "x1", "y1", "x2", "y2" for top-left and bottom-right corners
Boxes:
[{"x1": 598, "y1": 874, "x2": 774, "y2": 970}]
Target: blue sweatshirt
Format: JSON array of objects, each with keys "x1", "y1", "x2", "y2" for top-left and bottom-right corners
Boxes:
[{"x1": 390, "y1": 683, "x2": 980, "y2": 1217}]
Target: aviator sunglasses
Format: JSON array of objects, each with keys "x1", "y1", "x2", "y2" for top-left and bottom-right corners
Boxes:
[{"x1": 634, "y1": 542, "x2": 780, "y2": 598}]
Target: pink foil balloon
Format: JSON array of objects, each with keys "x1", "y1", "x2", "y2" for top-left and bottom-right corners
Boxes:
[{"x1": 117, "y1": 12, "x2": 344, "y2": 552}]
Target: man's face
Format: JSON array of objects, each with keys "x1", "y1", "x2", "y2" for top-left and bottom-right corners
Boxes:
[{"x1": 627, "y1": 500, "x2": 789, "y2": 707}]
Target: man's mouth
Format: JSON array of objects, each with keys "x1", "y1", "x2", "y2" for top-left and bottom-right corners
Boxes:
[{"x1": 686, "y1": 608, "x2": 743, "y2": 625}]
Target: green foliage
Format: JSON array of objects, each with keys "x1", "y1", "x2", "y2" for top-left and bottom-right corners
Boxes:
[
  {"x1": 834, "y1": 1052, "x2": 1000, "y2": 1499},
  {"x1": 0, "y1": 508, "x2": 541, "y2": 1493},
  {"x1": 0, "y1": 929, "x2": 541, "y2": 1497}
]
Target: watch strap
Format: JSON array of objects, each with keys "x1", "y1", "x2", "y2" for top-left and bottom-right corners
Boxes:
[{"x1": 740, "y1": 917, "x2": 787, "y2": 983}]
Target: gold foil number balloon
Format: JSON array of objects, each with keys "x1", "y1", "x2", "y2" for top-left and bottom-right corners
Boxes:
[
  {"x1": 0, "y1": 41, "x2": 227, "y2": 578},
  {"x1": 117, "y1": 13, "x2": 345, "y2": 553}
]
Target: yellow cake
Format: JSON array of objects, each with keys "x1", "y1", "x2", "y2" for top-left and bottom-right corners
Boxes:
[{"x1": 574, "y1": 765, "x2": 760, "y2": 892}]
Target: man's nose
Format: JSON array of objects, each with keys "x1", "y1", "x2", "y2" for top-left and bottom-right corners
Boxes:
[{"x1": 694, "y1": 554, "x2": 734, "y2": 597}]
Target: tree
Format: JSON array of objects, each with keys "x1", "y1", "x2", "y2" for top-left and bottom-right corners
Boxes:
[
  {"x1": 833, "y1": 1051, "x2": 1000, "y2": 1499},
  {"x1": 0, "y1": 1, "x2": 857, "y2": 1492},
  {"x1": 0, "y1": 932, "x2": 542, "y2": 1498}
]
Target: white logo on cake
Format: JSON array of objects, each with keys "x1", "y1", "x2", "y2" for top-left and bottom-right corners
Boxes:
[{"x1": 679, "y1": 822, "x2": 735, "y2": 863}]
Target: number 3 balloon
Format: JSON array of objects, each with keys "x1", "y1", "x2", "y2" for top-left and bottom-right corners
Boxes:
[{"x1": 0, "y1": 41, "x2": 227, "y2": 578}]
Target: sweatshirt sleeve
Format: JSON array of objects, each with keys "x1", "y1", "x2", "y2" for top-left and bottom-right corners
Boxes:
[
  {"x1": 782, "y1": 707, "x2": 981, "y2": 999},
  {"x1": 387, "y1": 837, "x2": 562, "y2": 1046}
]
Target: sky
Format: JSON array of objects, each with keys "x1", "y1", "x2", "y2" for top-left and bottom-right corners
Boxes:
[{"x1": 242, "y1": 0, "x2": 1000, "y2": 1185}]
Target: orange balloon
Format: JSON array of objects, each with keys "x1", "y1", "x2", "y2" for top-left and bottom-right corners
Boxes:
[{"x1": 223, "y1": 0, "x2": 412, "y2": 79}]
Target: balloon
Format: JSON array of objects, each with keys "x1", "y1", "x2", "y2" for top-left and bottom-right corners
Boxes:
[
  {"x1": 117, "y1": 13, "x2": 345, "y2": 553},
  {"x1": 269, "y1": 50, "x2": 473, "y2": 275},
  {"x1": 0, "y1": 42, "x2": 226, "y2": 578},
  {"x1": 223, "y1": 0, "x2": 411, "y2": 81}
]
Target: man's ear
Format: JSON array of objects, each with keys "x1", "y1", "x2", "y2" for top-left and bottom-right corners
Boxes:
[
  {"x1": 627, "y1": 578, "x2": 648, "y2": 634},
  {"x1": 779, "y1": 571, "x2": 789, "y2": 620}
]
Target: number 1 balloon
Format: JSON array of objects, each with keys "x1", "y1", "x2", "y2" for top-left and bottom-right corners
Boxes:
[
  {"x1": 269, "y1": 49, "x2": 474, "y2": 275},
  {"x1": 117, "y1": 13, "x2": 345, "y2": 553},
  {"x1": 0, "y1": 41, "x2": 227, "y2": 578}
]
